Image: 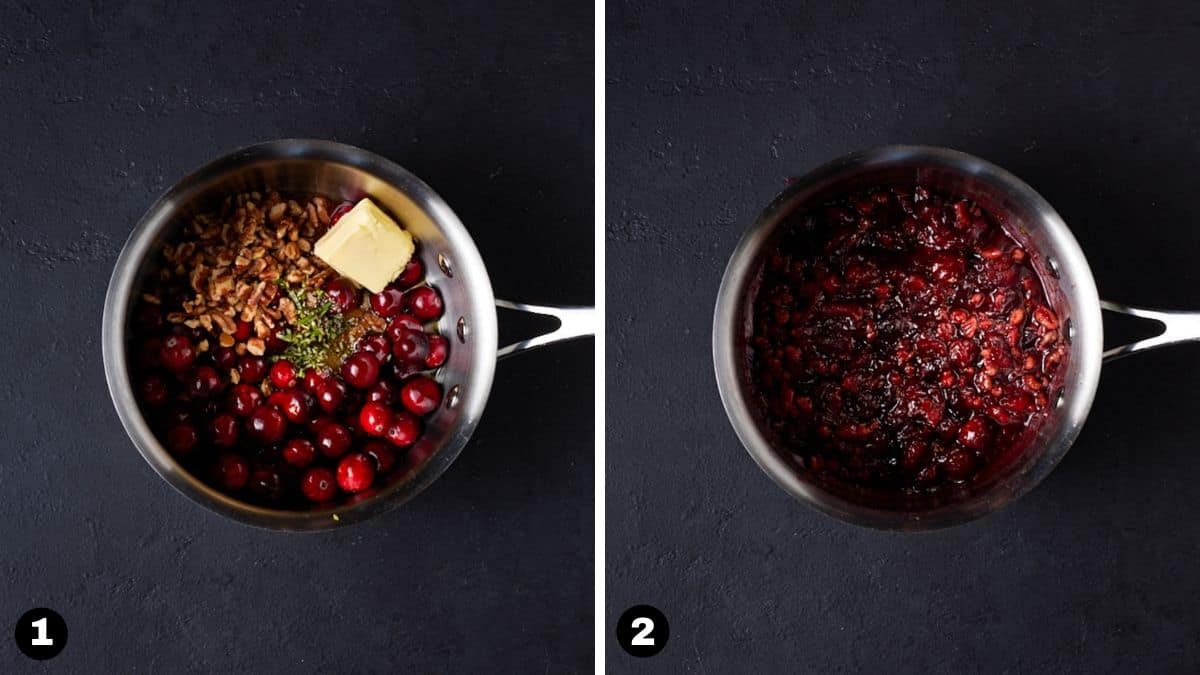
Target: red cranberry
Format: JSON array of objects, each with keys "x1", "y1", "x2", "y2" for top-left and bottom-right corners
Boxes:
[
  {"x1": 358, "y1": 332, "x2": 392, "y2": 362},
  {"x1": 315, "y1": 379, "x2": 346, "y2": 413},
  {"x1": 366, "y1": 380, "x2": 396, "y2": 405},
  {"x1": 400, "y1": 376, "x2": 442, "y2": 415},
  {"x1": 187, "y1": 366, "x2": 222, "y2": 399},
  {"x1": 425, "y1": 334, "x2": 449, "y2": 368},
  {"x1": 160, "y1": 335, "x2": 197, "y2": 372},
  {"x1": 392, "y1": 329, "x2": 429, "y2": 364},
  {"x1": 234, "y1": 320, "x2": 253, "y2": 341},
  {"x1": 394, "y1": 258, "x2": 424, "y2": 289},
  {"x1": 166, "y1": 423, "x2": 199, "y2": 455},
  {"x1": 246, "y1": 405, "x2": 287, "y2": 444},
  {"x1": 214, "y1": 453, "x2": 249, "y2": 491},
  {"x1": 248, "y1": 466, "x2": 285, "y2": 501},
  {"x1": 282, "y1": 438, "x2": 316, "y2": 468},
  {"x1": 301, "y1": 467, "x2": 338, "y2": 502},
  {"x1": 341, "y1": 351, "x2": 380, "y2": 389},
  {"x1": 208, "y1": 413, "x2": 239, "y2": 448},
  {"x1": 385, "y1": 314, "x2": 423, "y2": 342},
  {"x1": 315, "y1": 422, "x2": 352, "y2": 459},
  {"x1": 141, "y1": 375, "x2": 170, "y2": 406},
  {"x1": 238, "y1": 356, "x2": 268, "y2": 384},
  {"x1": 268, "y1": 388, "x2": 312, "y2": 425},
  {"x1": 944, "y1": 450, "x2": 977, "y2": 481},
  {"x1": 324, "y1": 277, "x2": 359, "y2": 314},
  {"x1": 212, "y1": 346, "x2": 238, "y2": 371},
  {"x1": 227, "y1": 383, "x2": 263, "y2": 417},
  {"x1": 370, "y1": 286, "x2": 407, "y2": 318},
  {"x1": 303, "y1": 368, "x2": 328, "y2": 394},
  {"x1": 329, "y1": 201, "x2": 354, "y2": 226},
  {"x1": 385, "y1": 411, "x2": 420, "y2": 447},
  {"x1": 359, "y1": 401, "x2": 392, "y2": 437},
  {"x1": 337, "y1": 453, "x2": 376, "y2": 493},
  {"x1": 364, "y1": 440, "x2": 397, "y2": 473},
  {"x1": 405, "y1": 286, "x2": 444, "y2": 321},
  {"x1": 269, "y1": 360, "x2": 297, "y2": 388},
  {"x1": 957, "y1": 417, "x2": 990, "y2": 450},
  {"x1": 265, "y1": 326, "x2": 288, "y2": 354}
]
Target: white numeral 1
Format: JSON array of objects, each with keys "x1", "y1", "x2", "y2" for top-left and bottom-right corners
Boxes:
[
  {"x1": 31, "y1": 617, "x2": 53, "y2": 646},
  {"x1": 631, "y1": 617, "x2": 654, "y2": 646}
]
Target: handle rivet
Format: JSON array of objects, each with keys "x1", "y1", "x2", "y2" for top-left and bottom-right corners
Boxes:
[
  {"x1": 1064, "y1": 317, "x2": 1075, "y2": 344},
  {"x1": 438, "y1": 253, "x2": 454, "y2": 278},
  {"x1": 1046, "y1": 256, "x2": 1060, "y2": 279},
  {"x1": 1055, "y1": 388, "x2": 1066, "y2": 408},
  {"x1": 446, "y1": 384, "x2": 461, "y2": 409},
  {"x1": 456, "y1": 316, "x2": 468, "y2": 344}
]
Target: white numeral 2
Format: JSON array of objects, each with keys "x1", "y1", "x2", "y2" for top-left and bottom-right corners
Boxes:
[
  {"x1": 31, "y1": 617, "x2": 53, "y2": 646},
  {"x1": 631, "y1": 617, "x2": 654, "y2": 646}
]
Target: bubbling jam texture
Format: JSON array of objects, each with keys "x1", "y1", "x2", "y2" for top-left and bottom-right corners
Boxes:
[{"x1": 746, "y1": 185, "x2": 1067, "y2": 496}]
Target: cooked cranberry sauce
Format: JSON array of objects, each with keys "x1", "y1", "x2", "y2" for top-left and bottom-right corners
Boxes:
[
  {"x1": 746, "y1": 185, "x2": 1067, "y2": 495},
  {"x1": 130, "y1": 192, "x2": 449, "y2": 509}
]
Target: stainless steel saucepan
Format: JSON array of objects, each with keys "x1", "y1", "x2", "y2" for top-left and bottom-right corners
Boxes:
[
  {"x1": 102, "y1": 139, "x2": 593, "y2": 531},
  {"x1": 713, "y1": 145, "x2": 1200, "y2": 530}
]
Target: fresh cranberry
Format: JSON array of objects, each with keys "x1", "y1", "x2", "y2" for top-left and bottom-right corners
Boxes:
[
  {"x1": 209, "y1": 413, "x2": 239, "y2": 448},
  {"x1": 234, "y1": 320, "x2": 253, "y2": 341},
  {"x1": 385, "y1": 314, "x2": 423, "y2": 342},
  {"x1": 394, "y1": 258, "x2": 424, "y2": 289},
  {"x1": 425, "y1": 334, "x2": 449, "y2": 368},
  {"x1": 366, "y1": 380, "x2": 396, "y2": 405},
  {"x1": 341, "y1": 351, "x2": 380, "y2": 389},
  {"x1": 238, "y1": 356, "x2": 268, "y2": 384},
  {"x1": 265, "y1": 326, "x2": 288, "y2": 354},
  {"x1": 301, "y1": 467, "x2": 338, "y2": 502},
  {"x1": 392, "y1": 329, "x2": 429, "y2": 364},
  {"x1": 187, "y1": 366, "x2": 222, "y2": 399},
  {"x1": 359, "y1": 401, "x2": 392, "y2": 437},
  {"x1": 248, "y1": 466, "x2": 284, "y2": 502},
  {"x1": 160, "y1": 334, "x2": 197, "y2": 372},
  {"x1": 282, "y1": 438, "x2": 316, "y2": 468},
  {"x1": 329, "y1": 201, "x2": 355, "y2": 226},
  {"x1": 358, "y1": 332, "x2": 392, "y2": 362},
  {"x1": 315, "y1": 422, "x2": 352, "y2": 459},
  {"x1": 141, "y1": 375, "x2": 170, "y2": 406},
  {"x1": 315, "y1": 380, "x2": 346, "y2": 413},
  {"x1": 166, "y1": 423, "x2": 199, "y2": 455},
  {"x1": 269, "y1": 360, "x2": 297, "y2": 388},
  {"x1": 268, "y1": 388, "x2": 312, "y2": 425},
  {"x1": 214, "y1": 453, "x2": 249, "y2": 491},
  {"x1": 958, "y1": 417, "x2": 990, "y2": 450},
  {"x1": 364, "y1": 440, "x2": 398, "y2": 473},
  {"x1": 325, "y1": 277, "x2": 359, "y2": 314},
  {"x1": 405, "y1": 286, "x2": 444, "y2": 321},
  {"x1": 370, "y1": 286, "x2": 407, "y2": 318},
  {"x1": 227, "y1": 383, "x2": 263, "y2": 417},
  {"x1": 385, "y1": 411, "x2": 420, "y2": 447},
  {"x1": 943, "y1": 450, "x2": 977, "y2": 481},
  {"x1": 246, "y1": 405, "x2": 287, "y2": 444},
  {"x1": 337, "y1": 453, "x2": 376, "y2": 493},
  {"x1": 400, "y1": 376, "x2": 442, "y2": 415},
  {"x1": 212, "y1": 346, "x2": 238, "y2": 371},
  {"x1": 303, "y1": 368, "x2": 328, "y2": 394}
]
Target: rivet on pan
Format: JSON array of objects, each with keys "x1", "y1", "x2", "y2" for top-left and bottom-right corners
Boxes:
[
  {"x1": 1055, "y1": 388, "x2": 1066, "y2": 408},
  {"x1": 446, "y1": 384, "x2": 461, "y2": 410},
  {"x1": 1046, "y1": 256, "x2": 1060, "y2": 279},
  {"x1": 438, "y1": 252, "x2": 454, "y2": 278},
  {"x1": 1064, "y1": 317, "x2": 1074, "y2": 345},
  {"x1": 456, "y1": 316, "x2": 468, "y2": 343}
]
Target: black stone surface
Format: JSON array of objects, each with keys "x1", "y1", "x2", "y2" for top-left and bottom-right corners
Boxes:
[
  {"x1": 607, "y1": 1, "x2": 1200, "y2": 672},
  {"x1": 0, "y1": 1, "x2": 593, "y2": 672}
]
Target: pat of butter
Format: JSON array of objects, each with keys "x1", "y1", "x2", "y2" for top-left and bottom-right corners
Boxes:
[{"x1": 313, "y1": 198, "x2": 415, "y2": 293}]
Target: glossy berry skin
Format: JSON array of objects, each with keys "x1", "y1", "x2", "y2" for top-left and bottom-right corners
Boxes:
[
  {"x1": 303, "y1": 368, "x2": 328, "y2": 394},
  {"x1": 358, "y1": 332, "x2": 391, "y2": 362},
  {"x1": 238, "y1": 356, "x2": 268, "y2": 384},
  {"x1": 341, "y1": 351, "x2": 380, "y2": 389},
  {"x1": 329, "y1": 201, "x2": 355, "y2": 226},
  {"x1": 301, "y1": 467, "x2": 338, "y2": 502},
  {"x1": 385, "y1": 314, "x2": 423, "y2": 342},
  {"x1": 141, "y1": 375, "x2": 170, "y2": 406},
  {"x1": 366, "y1": 380, "x2": 396, "y2": 405},
  {"x1": 370, "y1": 286, "x2": 407, "y2": 318},
  {"x1": 385, "y1": 411, "x2": 420, "y2": 447},
  {"x1": 337, "y1": 453, "x2": 376, "y2": 493},
  {"x1": 166, "y1": 423, "x2": 199, "y2": 455},
  {"x1": 405, "y1": 286, "x2": 444, "y2": 321},
  {"x1": 209, "y1": 413, "x2": 239, "y2": 448},
  {"x1": 269, "y1": 388, "x2": 312, "y2": 425},
  {"x1": 269, "y1": 360, "x2": 297, "y2": 388},
  {"x1": 187, "y1": 366, "x2": 222, "y2": 399},
  {"x1": 234, "y1": 320, "x2": 253, "y2": 341},
  {"x1": 246, "y1": 405, "x2": 287, "y2": 445},
  {"x1": 363, "y1": 440, "x2": 397, "y2": 473},
  {"x1": 359, "y1": 401, "x2": 392, "y2": 437},
  {"x1": 400, "y1": 376, "x2": 442, "y2": 415},
  {"x1": 315, "y1": 380, "x2": 346, "y2": 414},
  {"x1": 265, "y1": 326, "x2": 288, "y2": 354},
  {"x1": 282, "y1": 438, "x2": 316, "y2": 468},
  {"x1": 248, "y1": 466, "x2": 284, "y2": 502},
  {"x1": 160, "y1": 334, "x2": 197, "y2": 372},
  {"x1": 392, "y1": 329, "x2": 429, "y2": 364},
  {"x1": 214, "y1": 453, "x2": 249, "y2": 491},
  {"x1": 227, "y1": 383, "x2": 263, "y2": 418},
  {"x1": 394, "y1": 258, "x2": 424, "y2": 289},
  {"x1": 316, "y1": 422, "x2": 352, "y2": 459},
  {"x1": 212, "y1": 346, "x2": 238, "y2": 371},
  {"x1": 325, "y1": 277, "x2": 359, "y2": 314},
  {"x1": 424, "y1": 334, "x2": 449, "y2": 368}
]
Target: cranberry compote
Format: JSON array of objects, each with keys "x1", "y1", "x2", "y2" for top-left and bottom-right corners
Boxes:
[{"x1": 746, "y1": 185, "x2": 1066, "y2": 495}]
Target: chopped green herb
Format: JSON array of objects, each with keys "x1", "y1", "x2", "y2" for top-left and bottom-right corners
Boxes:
[{"x1": 275, "y1": 281, "x2": 347, "y2": 371}]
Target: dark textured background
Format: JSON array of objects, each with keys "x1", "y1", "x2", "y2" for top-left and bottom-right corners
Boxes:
[
  {"x1": 0, "y1": 1, "x2": 592, "y2": 672},
  {"x1": 608, "y1": 1, "x2": 1200, "y2": 672}
]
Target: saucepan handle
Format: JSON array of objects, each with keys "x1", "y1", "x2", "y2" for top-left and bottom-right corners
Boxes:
[
  {"x1": 495, "y1": 299, "x2": 596, "y2": 360},
  {"x1": 1101, "y1": 300, "x2": 1200, "y2": 363}
]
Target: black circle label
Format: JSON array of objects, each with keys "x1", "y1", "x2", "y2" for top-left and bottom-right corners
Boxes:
[
  {"x1": 14, "y1": 608, "x2": 67, "y2": 660},
  {"x1": 616, "y1": 604, "x2": 668, "y2": 657}
]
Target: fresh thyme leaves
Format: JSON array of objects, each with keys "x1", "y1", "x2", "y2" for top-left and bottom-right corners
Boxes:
[{"x1": 275, "y1": 281, "x2": 347, "y2": 371}]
